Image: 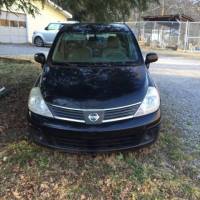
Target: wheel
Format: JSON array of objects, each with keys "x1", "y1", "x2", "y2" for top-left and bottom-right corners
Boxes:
[{"x1": 34, "y1": 36, "x2": 44, "y2": 47}]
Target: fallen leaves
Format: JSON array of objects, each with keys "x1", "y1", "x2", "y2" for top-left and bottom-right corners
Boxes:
[{"x1": 12, "y1": 190, "x2": 21, "y2": 199}]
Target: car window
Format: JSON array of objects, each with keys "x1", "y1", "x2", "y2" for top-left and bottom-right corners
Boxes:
[
  {"x1": 47, "y1": 23, "x2": 60, "y2": 30},
  {"x1": 52, "y1": 31, "x2": 141, "y2": 64}
]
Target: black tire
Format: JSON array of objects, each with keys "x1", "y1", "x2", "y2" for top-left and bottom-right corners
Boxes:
[{"x1": 34, "y1": 36, "x2": 44, "y2": 47}]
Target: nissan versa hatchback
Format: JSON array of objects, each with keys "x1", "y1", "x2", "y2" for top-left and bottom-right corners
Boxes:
[{"x1": 28, "y1": 23, "x2": 161, "y2": 153}]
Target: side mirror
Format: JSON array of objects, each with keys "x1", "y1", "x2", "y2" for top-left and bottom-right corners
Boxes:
[
  {"x1": 145, "y1": 53, "x2": 158, "y2": 68},
  {"x1": 44, "y1": 26, "x2": 48, "y2": 30},
  {"x1": 34, "y1": 53, "x2": 46, "y2": 65}
]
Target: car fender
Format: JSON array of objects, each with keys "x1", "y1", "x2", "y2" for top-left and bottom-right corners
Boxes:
[{"x1": 33, "y1": 32, "x2": 47, "y2": 44}]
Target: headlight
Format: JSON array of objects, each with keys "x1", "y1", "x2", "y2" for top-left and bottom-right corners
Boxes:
[
  {"x1": 28, "y1": 87, "x2": 53, "y2": 118},
  {"x1": 134, "y1": 87, "x2": 160, "y2": 117}
]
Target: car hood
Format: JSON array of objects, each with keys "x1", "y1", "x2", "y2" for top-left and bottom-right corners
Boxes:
[{"x1": 40, "y1": 65, "x2": 148, "y2": 109}]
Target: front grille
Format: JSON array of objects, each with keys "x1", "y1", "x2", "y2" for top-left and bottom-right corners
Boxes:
[
  {"x1": 48, "y1": 102, "x2": 141, "y2": 124},
  {"x1": 48, "y1": 105, "x2": 84, "y2": 122},
  {"x1": 103, "y1": 105, "x2": 139, "y2": 122}
]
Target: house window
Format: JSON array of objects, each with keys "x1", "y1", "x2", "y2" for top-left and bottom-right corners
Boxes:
[
  {"x1": 19, "y1": 21, "x2": 26, "y2": 28},
  {"x1": 0, "y1": 19, "x2": 26, "y2": 28},
  {"x1": 0, "y1": 19, "x2": 9, "y2": 27},
  {"x1": 10, "y1": 20, "x2": 19, "y2": 27}
]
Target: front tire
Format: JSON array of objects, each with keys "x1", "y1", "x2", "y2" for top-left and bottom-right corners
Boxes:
[{"x1": 34, "y1": 36, "x2": 44, "y2": 47}]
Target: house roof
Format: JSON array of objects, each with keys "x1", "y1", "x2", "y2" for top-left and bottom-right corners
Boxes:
[
  {"x1": 47, "y1": 0, "x2": 72, "y2": 18},
  {"x1": 143, "y1": 14, "x2": 194, "y2": 22}
]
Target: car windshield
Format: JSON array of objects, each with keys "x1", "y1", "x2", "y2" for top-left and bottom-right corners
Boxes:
[{"x1": 52, "y1": 29, "x2": 141, "y2": 65}]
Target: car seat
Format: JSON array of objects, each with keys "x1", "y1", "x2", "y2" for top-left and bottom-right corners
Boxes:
[{"x1": 103, "y1": 36, "x2": 127, "y2": 61}]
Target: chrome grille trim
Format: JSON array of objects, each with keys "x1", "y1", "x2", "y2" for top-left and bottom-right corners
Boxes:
[
  {"x1": 54, "y1": 116, "x2": 85, "y2": 123},
  {"x1": 102, "y1": 115, "x2": 134, "y2": 123},
  {"x1": 55, "y1": 115, "x2": 135, "y2": 124},
  {"x1": 48, "y1": 102, "x2": 141, "y2": 124},
  {"x1": 48, "y1": 102, "x2": 141, "y2": 111}
]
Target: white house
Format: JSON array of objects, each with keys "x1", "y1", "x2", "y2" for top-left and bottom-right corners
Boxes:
[{"x1": 0, "y1": 0, "x2": 72, "y2": 43}]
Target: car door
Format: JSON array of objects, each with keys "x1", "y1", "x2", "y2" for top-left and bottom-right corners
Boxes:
[{"x1": 43, "y1": 23, "x2": 61, "y2": 44}]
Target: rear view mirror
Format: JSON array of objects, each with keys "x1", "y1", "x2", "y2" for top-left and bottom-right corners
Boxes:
[
  {"x1": 145, "y1": 53, "x2": 158, "y2": 68},
  {"x1": 34, "y1": 53, "x2": 46, "y2": 65}
]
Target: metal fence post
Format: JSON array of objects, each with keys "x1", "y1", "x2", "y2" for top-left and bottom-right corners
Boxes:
[
  {"x1": 177, "y1": 22, "x2": 181, "y2": 49},
  {"x1": 153, "y1": 21, "x2": 156, "y2": 44},
  {"x1": 143, "y1": 22, "x2": 145, "y2": 42},
  {"x1": 184, "y1": 21, "x2": 189, "y2": 51}
]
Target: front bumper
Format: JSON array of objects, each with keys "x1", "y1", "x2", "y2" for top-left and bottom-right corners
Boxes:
[{"x1": 27, "y1": 110, "x2": 161, "y2": 153}]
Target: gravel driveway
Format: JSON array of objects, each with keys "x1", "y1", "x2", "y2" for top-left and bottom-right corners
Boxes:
[{"x1": 151, "y1": 56, "x2": 200, "y2": 150}]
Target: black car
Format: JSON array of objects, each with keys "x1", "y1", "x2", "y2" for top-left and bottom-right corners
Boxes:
[{"x1": 28, "y1": 23, "x2": 161, "y2": 153}]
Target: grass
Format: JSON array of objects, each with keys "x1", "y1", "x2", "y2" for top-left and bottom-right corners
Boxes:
[{"x1": 0, "y1": 59, "x2": 200, "y2": 199}]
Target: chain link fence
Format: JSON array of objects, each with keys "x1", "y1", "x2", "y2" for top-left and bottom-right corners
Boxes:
[{"x1": 126, "y1": 21, "x2": 200, "y2": 52}]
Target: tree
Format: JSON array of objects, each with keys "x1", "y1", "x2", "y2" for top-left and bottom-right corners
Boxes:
[
  {"x1": 131, "y1": 0, "x2": 160, "y2": 21},
  {"x1": 53, "y1": 0, "x2": 159, "y2": 22},
  {"x1": 0, "y1": 0, "x2": 159, "y2": 21},
  {"x1": 0, "y1": 0, "x2": 44, "y2": 16}
]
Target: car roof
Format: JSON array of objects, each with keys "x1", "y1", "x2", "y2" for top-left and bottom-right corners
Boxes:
[
  {"x1": 60, "y1": 23, "x2": 131, "y2": 33},
  {"x1": 61, "y1": 21, "x2": 80, "y2": 24}
]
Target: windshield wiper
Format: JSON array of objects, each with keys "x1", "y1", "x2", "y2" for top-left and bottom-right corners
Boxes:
[
  {"x1": 53, "y1": 62, "x2": 82, "y2": 67},
  {"x1": 101, "y1": 61, "x2": 138, "y2": 66},
  {"x1": 122, "y1": 61, "x2": 138, "y2": 66},
  {"x1": 53, "y1": 61, "x2": 138, "y2": 67}
]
